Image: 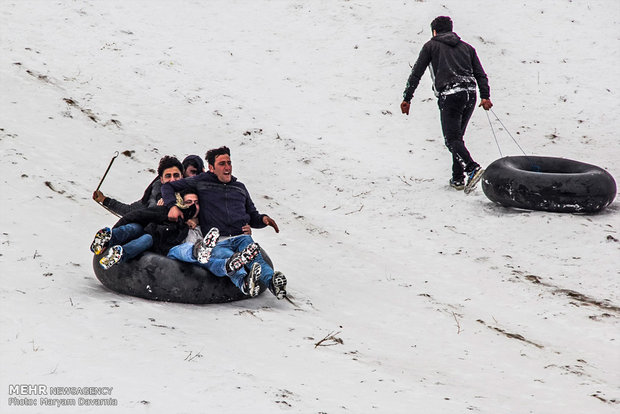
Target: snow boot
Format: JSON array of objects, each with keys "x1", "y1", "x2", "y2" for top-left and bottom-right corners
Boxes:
[
  {"x1": 99, "y1": 245, "x2": 123, "y2": 269},
  {"x1": 269, "y1": 271, "x2": 287, "y2": 300},
  {"x1": 90, "y1": 227, "x2": 112, "y2": 255},
  {"x1": 464, "y1": 166, "x2": 484, "y2": 194},
  {"x1": 225, "y1": 243, "x2": 260, "y2": 274},
  {"x1": 241, "y1": 262, "x2": 261, "y2": 297},
  {"x1": 195, "y1": 227, "x2": 220, "y2": 263}
]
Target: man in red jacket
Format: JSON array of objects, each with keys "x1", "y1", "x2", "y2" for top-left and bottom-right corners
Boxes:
[{"x1": 401, "y1": 16, "x2": 493, "y2": 194}]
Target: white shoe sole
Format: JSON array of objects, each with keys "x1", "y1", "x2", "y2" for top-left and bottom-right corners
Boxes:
[
  {"x1": 271, "y1": 272, "x2": 287, "y2": 300},
  {"x1": 247, "y1": 263, "x2": 261, "y2": 297},
  {"x1": 91, "y1": 227, "x2": 112, "y2": 254},
  {"x1": 464, "y1": 169, "x2": 484, "y2": 194}
]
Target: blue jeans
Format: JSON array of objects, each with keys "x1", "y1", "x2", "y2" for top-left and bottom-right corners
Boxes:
[
  {"x1": 167, "y1": 235, "x2": 273, "y2": 290},
  {"x1": 110, "y1": 223, "x2": 153, "y2": 262},
  {"x1": 167, "y1": 243, "x2": 198, "y2": 264}
]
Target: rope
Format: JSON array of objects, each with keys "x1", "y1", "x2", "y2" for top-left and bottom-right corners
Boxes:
[
  {"x1": 485, "y1": 110, "x2": 502, "y2": 157},
  {"x1": 486, "y1": 109, "x2": 528, "y2": 156},
  {"x1": 97, "y1": 201, "x2": 122, "y2": 218}
]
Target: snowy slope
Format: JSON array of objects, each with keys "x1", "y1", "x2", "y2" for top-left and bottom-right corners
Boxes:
[{"x1": 1, "y1": 1, "x2": 619, "y2": 413}]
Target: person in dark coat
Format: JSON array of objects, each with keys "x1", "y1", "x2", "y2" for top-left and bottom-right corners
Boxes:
[
  {"x1": 92, "y1": 155, "x2": 184, "y2": 216},
  {"x1": 401, "y1": 16, "x2": 493, "y2": 193},
  {"x1": 90, "y1": 190, "x2": 200, "y2": 269}
]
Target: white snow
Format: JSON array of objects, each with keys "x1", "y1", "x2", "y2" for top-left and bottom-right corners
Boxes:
[{"x1": 1, "y1": 1, "x2": 619, "y2": 413}]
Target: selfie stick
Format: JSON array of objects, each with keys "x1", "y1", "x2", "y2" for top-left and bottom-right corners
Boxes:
[
  {"x1": 94, "y1": 151, "x2": 121, "y2": 217},
  {"x1": 96, "y1": 151, "x2": 120, "y2": 192}
]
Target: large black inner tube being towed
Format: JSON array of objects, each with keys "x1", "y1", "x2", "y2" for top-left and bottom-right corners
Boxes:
[
  {"x1": 482, "y1": 156, "x2": 616, "y2": 213},
  {"x1": 93, "y1": 249, "x2": 272, "y2": 304}
]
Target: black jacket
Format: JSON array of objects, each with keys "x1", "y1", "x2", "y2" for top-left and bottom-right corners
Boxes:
[
  {"x1": 113, "y1": 205, "x2": 191, "y2": 255},
  {"x1": 403, "y1": 32, "x2": 490, "y2": 102},
  {"x1": 161, "y1": 172, "x2": 266, "y2": 237},
  {"x1": 103, "y1": 177, "x2": 162, "y2": 216}
]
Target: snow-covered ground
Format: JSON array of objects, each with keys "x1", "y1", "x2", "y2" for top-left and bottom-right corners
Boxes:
[{"x1": 1, "y1": 1, "x2": 619, "y2": 413}]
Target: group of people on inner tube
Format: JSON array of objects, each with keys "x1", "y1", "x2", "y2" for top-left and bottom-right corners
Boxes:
[
  {"x1": 89, "y1": 15, "x2": 496, "y2": 302},
  {"x1": 90, "y1": 146, "x2": 287, "y2": 300}
]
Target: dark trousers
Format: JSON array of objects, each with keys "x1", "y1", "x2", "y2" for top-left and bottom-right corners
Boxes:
[{"x1": 438, "y1": 90, "x2": 478, "y2": 179}]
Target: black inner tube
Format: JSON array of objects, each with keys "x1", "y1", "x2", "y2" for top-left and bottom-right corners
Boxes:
[
  {"x1": 482, "y1": 156, "x2": 616, "y2": 213},
  {"x1": 93, "y1": 248, "x2": 273, "y2": 304}
]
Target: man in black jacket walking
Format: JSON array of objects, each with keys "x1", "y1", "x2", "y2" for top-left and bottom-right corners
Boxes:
[{"x1": 401, "y1": 16, "x2": 493, "y2": 193}]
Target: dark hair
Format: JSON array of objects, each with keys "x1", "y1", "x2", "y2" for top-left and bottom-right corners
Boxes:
[
  {"x1": 205, "y1": 146, "x2": 231, "y2": 167},
  {"x1": 431, "y1": 16, "x2": 453, "y2": 34},
  {"x1": 182, "y1": 154, "x2": 205, "y2": 172},
  {"x1": 179, "y1": 188, "x2": 198, "y2": 198},
  {"x1": 157, "y1": 155, "x2": 183, "y2": 178}
]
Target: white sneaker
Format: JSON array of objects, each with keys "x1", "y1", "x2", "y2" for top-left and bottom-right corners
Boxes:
[
  {"x1": 241, "y1": 262, "x2": 261, "y2": 297},
  {"x1": 225, "y1": 243, "x2": 260, "y2": 274},
  {"x1": 195, "y1": 227, "x2": 220, "y2": 263},
  {"x1": 464, "y1": 167, "x2": 484, "y2": 194},
  {"x1": 269, "y1": 271, "x2": 287, "y2": 300}
]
